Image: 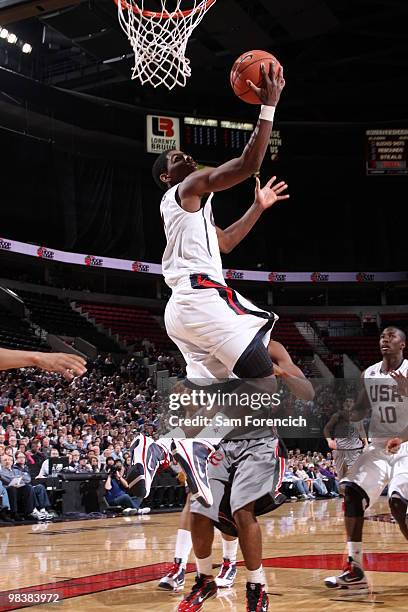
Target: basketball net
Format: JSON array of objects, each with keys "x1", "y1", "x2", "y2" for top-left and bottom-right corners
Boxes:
[{"x1": 116, "y1": 0, "x2": 216, "y2": 89}]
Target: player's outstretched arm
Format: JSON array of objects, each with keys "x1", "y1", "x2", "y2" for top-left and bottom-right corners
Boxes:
[
  {"x1": 0, "y1": 348, "x2": 87, "y2": 380},
  {"x1": 179, "y1": 63, "x2": 285, "y2": 206},
  {"x1": 216, "y1": 175, "x2": 289, "y2": 253}
]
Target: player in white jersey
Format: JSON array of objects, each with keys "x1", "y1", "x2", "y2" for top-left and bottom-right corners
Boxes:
[
  {"x1": 325, "y1": 327, "x2": 408, "y2": 595},
  {"x1": 129, "y1": 62, "x2": 288, "y2": 507}
]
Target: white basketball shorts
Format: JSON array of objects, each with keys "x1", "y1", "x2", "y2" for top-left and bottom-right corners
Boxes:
[
  {"x1": 164, "y1": 274, "x2": 278, "y2": 381},
  {"x1": 341, "y1": 442, "x2": 408, "y2": 506}
]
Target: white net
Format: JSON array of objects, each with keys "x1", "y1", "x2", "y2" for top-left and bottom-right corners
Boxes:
[{"x1": 117, "y1": 0, "x2": 216, "y2": 90}]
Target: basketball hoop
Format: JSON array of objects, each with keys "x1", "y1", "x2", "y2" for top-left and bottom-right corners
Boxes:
[{"x1": 114, "y1": 0, "x2": 216, "y2": 89}]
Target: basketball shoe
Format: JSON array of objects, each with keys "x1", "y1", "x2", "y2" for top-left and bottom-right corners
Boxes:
[
  {"x1": 171, "y1": 439, "x2": 214, "y2": 508},
  {"x1": 215, "y1": 559, "x2": 237, "y2": 588},
  {"x1": 158, "y1": 558, "x2": 185, "y2": 591},
  {"x1": 177, "y1": 575, "x2": 217, "y2": 611},
  {"x1": 127, "y1": 434, "x2": 169, "y2": 499},
  {"x1": 324, "y1": 558, "x2": 369, "y2": 594},
  {"x1": 246, "y1": 582, "x2": 269, "y2": 612}
]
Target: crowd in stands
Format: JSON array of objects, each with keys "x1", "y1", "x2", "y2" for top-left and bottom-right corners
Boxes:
[
  {"x1": 0, "y1": 353, "x2": 168, "y2": 522},
  {"x1": 281, "y1": 449, "x2": 340, "y2": 501},
  {"x1": 0, "y1": 347, "x2": 356, "y2": 524}
]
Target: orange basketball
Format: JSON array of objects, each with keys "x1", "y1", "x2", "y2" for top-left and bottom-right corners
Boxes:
[{"x1": 230, "y1": 50, "x2": 281, "y2": 104}]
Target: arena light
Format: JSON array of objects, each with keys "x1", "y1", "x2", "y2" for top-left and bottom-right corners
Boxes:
[
  {"x1": 22, "y1": 43, "x2": 32, "y2": 54},
  {"x1": 0, "y1": 28, "x2": 8, "y2": 39},
  {"x1": 7, "y1": 32, "x2": 17, "y2": 44}
]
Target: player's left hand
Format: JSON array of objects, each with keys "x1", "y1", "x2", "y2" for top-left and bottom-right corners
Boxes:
[
  {"x1": 390, "y1": 370, "x2": 408, "y2": 397},
  {"x1": 385, "y1": 437, "x2": 403, "y2": 454},
  {"x1": 32, "y1": 352, "x2": 87, "y2": 380},
  {"x1": 254, "y1": 176, "x2": 289, "y2": 211}
]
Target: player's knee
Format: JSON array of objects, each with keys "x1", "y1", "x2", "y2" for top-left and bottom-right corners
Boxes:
[
  {"x1": 344, "y1": 485, "x2": 367, "y2": 518},
  {"x1": 389, "y1": 493, "x2": 407, "y2": 518},
  {"x1": 233, "y1": 339, "x2": 274, "y2": 379}
]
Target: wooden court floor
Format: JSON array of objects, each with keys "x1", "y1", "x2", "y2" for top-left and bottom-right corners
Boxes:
[{"x1": 0, "y1": 498, "x2": 407, "y2": 611}]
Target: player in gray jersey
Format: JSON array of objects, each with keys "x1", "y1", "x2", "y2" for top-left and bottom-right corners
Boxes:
[
  {"x1": 324, "y1": 397, "x2": 368, "y2": 480},
  {"x1": 179, "y1": 342, "x2": 313, "y2": 612},
  {"x1": 325, "y1": 327, "x2": 408, "y2": 595}
]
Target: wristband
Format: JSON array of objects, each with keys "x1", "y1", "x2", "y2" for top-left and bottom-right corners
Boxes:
[{"x1": 259, "y1": 105, "x2": 276, "y2": 122}]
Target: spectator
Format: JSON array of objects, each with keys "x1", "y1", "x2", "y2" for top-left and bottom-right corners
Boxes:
[
  {"x1": 0, "y1": 454, "x2": 38, "y2": 520},
  {"x1": 68, "y1": 450, "x2": 81, "y2": 471},
  {"x1": 89, "y1": 457, "x2": 100, "y2": 473},
  {"x1": 103, "y1": 457, "x2": 115, "y2": 473},
  {"x1": 104, "y1": 462, "x2": 150, "y2": 515},
  {"x1": 13, "y1": 452, "x2": 54, "y2": 519},
  {"x1": 37, "y1": 448, "x2": 60, "y2": 479},
  {"x1": 283, "y1": 467, "x2": 312, "y2": 500},
  {"x1": 77, "y1": 456, "x2": 92, "y2": 473},
  {"x1": 305, "y1": 464, "x2": 328, "y2": 497},
  {"x1": 25, "y1": 440, "x2": 46, "y2": 478},
  {"x1": 0, "y1": 479, "x2": 13, "y2": 522},
  {"x1": 318, "y1": 462, "x2": 340, "y2": 496},
  {"x1": 7, "y1": 435, "x2": 18, "y2": 460},
  {"x1": 293, "y1": 465, "x2": 315, "y2": 499}
]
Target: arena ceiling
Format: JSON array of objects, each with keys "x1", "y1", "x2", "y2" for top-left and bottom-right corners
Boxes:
[{"x1": 0, "y1": 0, "x2": 407, "y2": 121}]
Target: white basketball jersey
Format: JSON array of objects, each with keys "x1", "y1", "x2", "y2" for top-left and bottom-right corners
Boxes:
[
  {"x1": 364, "y1": 358, "x2": 408, "y2": 443},
  {"x1": 160, "y1": 184, "x2": 224, "y2": 290}
]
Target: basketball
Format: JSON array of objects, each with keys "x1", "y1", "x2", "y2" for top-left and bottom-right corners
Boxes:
[{"x1": 230, "y1": 50, "x2": 281, "y2": 104}]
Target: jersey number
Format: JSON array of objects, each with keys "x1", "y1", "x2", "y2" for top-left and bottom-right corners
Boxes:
[{"x1": 379, "y1": 405, "x2": 397, "y2": 423}]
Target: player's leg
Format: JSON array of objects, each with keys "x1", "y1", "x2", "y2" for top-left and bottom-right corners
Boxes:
[
  {"x1": 228, "y1": 438, "x2": 286, "y2": 611},
  {"x1": 216, "y1": 534, "x2": 238, "y2": 588},
  {"x1": 389, "y1": 494, "x2": 408, "y2": 539},
  {"x1": 324, "y1": 447, "x2": 389, "y2": 594},
  {"x1": 333, "y1": 450, "x2": 348, "y2": 481},
  {"x1": 158, "y1": 493, "x2": 192, "y2": 591},
  {"x1": 178, "y1": 479, "x2": 226, "y2": 612},
  {"x1": 234, "y1": 502, "x2": 268, "y2": 612}
]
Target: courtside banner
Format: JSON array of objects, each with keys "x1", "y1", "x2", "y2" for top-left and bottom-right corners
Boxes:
[
  {"x1": 0, "y1": 237, "x2": 406, "y2": 282},
  {"x1": 146, "y1": 114, "x2": 180, "y2": 153}
]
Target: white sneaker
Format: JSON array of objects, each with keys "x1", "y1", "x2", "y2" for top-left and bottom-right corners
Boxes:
[
  {"x1": 324, "y1": 558, "x2": 369, "y2": 595},
  {"x1": 123, "y1": 508, "x2": 139, "y2": 516},
  {"x1": 30, "y1": 509, "x2": 45, "y2": 521},
  {"x1": 171, "y1": 439, "x2": 214, "y2": 508},
  {"x1": 41, "y1": 510, "x2": 54, "y2": 520},
  {"x1": 158, "y1": 559, "x2": 185, "y2": 591},
  {"x1": 127, "y1": 434, "x2": 169, "y2": 499},
  {"x1": 138, "y1": 507, "x2": 151, "y2": 515},
  {"x1": 215, "y1": 559, "x2": 237, "y2": 588}
]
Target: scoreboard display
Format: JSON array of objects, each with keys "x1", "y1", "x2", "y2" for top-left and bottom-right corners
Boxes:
[
  {"x1": 366, "y1": 129, "x2": 408, "y2": 175},
  {"x1": 182, "y1": 116, "x2": 281, "y2": 164}
]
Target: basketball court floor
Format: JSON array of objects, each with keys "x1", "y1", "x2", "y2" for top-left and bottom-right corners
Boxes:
[{"x1": 0, "y1": 498, "x2": 407, "y2": 611}]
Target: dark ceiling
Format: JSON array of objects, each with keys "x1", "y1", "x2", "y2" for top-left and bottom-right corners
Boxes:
[{"x1": 1, "y1": 0, "x2": 408, "y2": 122}]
